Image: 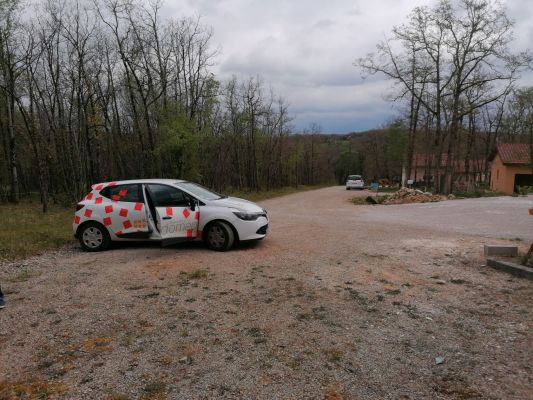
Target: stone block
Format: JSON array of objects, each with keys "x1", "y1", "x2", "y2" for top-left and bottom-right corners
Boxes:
[{"x1": 483, "y1": 245, "x2": 518, "y2": 257}]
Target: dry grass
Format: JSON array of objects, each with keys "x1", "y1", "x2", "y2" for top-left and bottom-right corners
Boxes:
[
  {"x1": 0, "y1": 379, "x2": 67, "y2": 400},
  {"x1": 186, "y1": 269, "x2": 208, "y2": 279},
  {"x1": 79, "y1": 337, "x2": 113, "y2": 353},
  {"x1": 0, "y1": 201, "x2": 73, "y2": 260}
]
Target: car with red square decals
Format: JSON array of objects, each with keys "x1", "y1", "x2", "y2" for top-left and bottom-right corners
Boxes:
[{"x1": 73, "y1": 179, "x2": 268, "y2": 252}]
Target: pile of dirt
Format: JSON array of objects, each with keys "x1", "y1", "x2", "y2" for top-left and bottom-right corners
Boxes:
[{"x1": 383, "y1": 188, "x2": 444, "y2": 205}]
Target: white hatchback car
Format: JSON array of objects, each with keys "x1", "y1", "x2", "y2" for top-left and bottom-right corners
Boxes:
[
  {"x1": 346, "y1": 175, "x2": 365, "y2": 190},
  {"x1": 73, "y1": 179, "x2": 268, "y2": 252}
]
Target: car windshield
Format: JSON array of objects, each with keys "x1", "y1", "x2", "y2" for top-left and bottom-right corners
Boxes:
[
  {"x1": 348, "y1": 175, "x2": 361, "y2": 180},
  {"x1": 176, "y1": 182, "x2": 225, "y2": 201}
]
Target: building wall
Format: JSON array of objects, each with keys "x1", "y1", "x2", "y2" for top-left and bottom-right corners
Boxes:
[
  {"x1": 490, "y1": 154, "x2": 532, "y2": 194},
  {"x1": 409, "y1": 165, "x2": 485, "y2": 188}
]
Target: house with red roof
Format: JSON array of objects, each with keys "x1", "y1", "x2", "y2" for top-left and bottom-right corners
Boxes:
[{"x1": 489, "y1": 143, "x2": 532, "y2": 194}]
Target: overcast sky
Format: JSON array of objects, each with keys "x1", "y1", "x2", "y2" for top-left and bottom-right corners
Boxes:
[{"x1": 162, "y1": 0, "x2": 533, "y2": 134}]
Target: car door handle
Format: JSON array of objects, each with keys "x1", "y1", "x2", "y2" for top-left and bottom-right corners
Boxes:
[{"x1": 162, "y1": 216, "x2": 172, "y2": 220}]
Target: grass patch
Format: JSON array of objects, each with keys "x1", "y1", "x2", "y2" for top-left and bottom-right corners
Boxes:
[
  {"x1": 451, "y1": 189, "x2": 506, "y2": 198},
  {"x1": 351, "y1": 197, "x2": 369, "y2": 205},
  {"x1": 345, "y1": 287, "x2": 368, "y2": 304},
  {"x1": 226, "y1": 183, "x2": 334, "y2": 202},
  {"x1": 0, "y1": 201, "x2": 73, "y2": 260},
  {"x1": 385, "y1": 288, "x2": 401, "y2": 296},
  {"x1": 7, "y1": 269, "x2": 34, "y2": 283},
  {"x1": 107, "y1": 393, "x2": 130, "y2": 400},
  {"x1": 179, "y1": 270, "x2": 209, "y2": 286},
  {"x1": 374, "y1": 186, "x2": 399, "y2": 193},
  {"x1": 79, "y1": 337, "x2": 113, "y2": 353},
  {"x1": 142, "y1": 381, "x2": 166, "y2": 396},
  {"x1": 323, "y1": 348, "x2": 343, "y2": 363},
  {"x1": 188, "y1": 269, "x2": 208, "y2": 279},
  {"x1": 0, "y1": 379, "x2": 67, "y2": 399}
]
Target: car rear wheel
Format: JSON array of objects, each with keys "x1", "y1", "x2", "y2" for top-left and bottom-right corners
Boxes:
[
  {"x1": 79, "y1": 222, "x2": 110, "y2": 252},
  {"x1": 205, "y1": 221, "x2": 234, "y2": 251}
]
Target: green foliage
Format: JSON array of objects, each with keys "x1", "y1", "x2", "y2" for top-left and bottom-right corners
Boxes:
[
  {"x1": 384, "y1": 122, "x2": 407, "y2": 175},
  {"x1": 452, "y1": 189, "x2": 506, "y2": 198},
  {"x1": 335, "y1": 151, "x2": 364, "y2": 184},
  {"x1": 517, "y1": 186, "x2": 533, "y2": 195},
  {"x1": 156, "y1": 110, "x2": 200, "y2": 181}
]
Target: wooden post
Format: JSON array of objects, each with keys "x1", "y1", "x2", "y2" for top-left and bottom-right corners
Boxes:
[{"x1": 522, "y1": 208, "x2": 533, "y2": 266}]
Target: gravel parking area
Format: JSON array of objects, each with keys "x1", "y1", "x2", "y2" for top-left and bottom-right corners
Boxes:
[{"x1": 0, "y1": 187, "x2": 531, "y2": 399}]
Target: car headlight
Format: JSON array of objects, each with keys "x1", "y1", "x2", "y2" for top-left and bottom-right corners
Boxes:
[{"x1": 233, "y1": 211, "x2": 260, "y2": 221}]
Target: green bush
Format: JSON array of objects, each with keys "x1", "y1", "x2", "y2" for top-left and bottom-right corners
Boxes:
[
  {"x1": 452, "y1": 189, "x2": 505, "y2": 198},
  {"x1": 517, "y1": 185, "x2": 533, "y2": 195}
]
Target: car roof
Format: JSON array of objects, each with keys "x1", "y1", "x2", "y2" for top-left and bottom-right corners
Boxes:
[{"x1": 93, "y1": 178, "x2": 186, "y2": 187}]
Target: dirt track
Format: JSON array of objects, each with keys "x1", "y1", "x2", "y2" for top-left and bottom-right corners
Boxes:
[{"x1": 1, "y1": 187, "x2": 532, "y2": 399}]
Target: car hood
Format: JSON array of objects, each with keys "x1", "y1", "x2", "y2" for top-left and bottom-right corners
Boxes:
[{"x1": 208, "y1": 196, "x2": 264, "y2": 213}]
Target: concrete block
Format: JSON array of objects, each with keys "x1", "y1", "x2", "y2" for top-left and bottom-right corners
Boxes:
[
  {"x1": 486, "y1": 258, "x2": 533, "y2": 280},
  {"x1": 484, "y1": 245, "x2": 518, "y2": 257}
]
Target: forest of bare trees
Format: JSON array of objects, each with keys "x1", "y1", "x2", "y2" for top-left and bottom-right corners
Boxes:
[
  {"x1": 0, "y1": 0, "x2": 341, "y2": 210},
  {"x1": 1, "y1": 0, "x2": 532, "y2": 211}
]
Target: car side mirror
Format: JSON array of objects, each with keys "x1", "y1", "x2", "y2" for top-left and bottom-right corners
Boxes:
[{"x1": 188, "y1": 198, "x2": 197, "y2": 211}]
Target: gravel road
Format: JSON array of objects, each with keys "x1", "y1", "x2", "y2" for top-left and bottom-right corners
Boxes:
[{"x1": 0, "y1": 187, "x2": 531, "y2": 400}]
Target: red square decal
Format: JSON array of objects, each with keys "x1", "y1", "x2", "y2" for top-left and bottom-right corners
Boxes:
[
  {"x1": 112, "y1": 195, "x2": 120, "y2": 202},
  {"x1": 95, "y1": 184, "x2": 104, "y2": 191},
  {"x1": 95, "y1": 197, "x2": 103, "y2": 204},
  {"x1": 195, "y1": 211, "x2": 199, "y2": 220},
  {"x1": 134, "y1": 202, "x2": 143, "y2": 211},
  {"x1": 86, "y1": 192, "x2": 94, "y2": 200},
  {"x1": 84, "y1": 209, "x2": 93, "y2": 218},
  {"x1": 103, "y1": 217, "x2": 112, "y2": 226},
  {"x1": 186, "y1": 229, "x2": 193, "y2": 238},
  {"x1": 123, "y1": 220, "x2": 132, "y2": 229},
  {"x1": 74, "y1": 215, "x2": 80, "y2": 224},
  {"x1": 119, "y1": 208, "x2": 128, "y2": 217},
  {"x1": 105, "y1": 205, "x2": 113, "y2": 213},
  {"x1": 115, "y1": 231, "x2": 123, "y2": 236},
  {"x1": 119, "y1": 189, "x2": 128, "y2": 196},
  {"x1": 108, "y1": 182, "x2": 117, "y2": 186},
  {"x1": 166, "y1": 207, "x2": 173, "y2": 216},
  {"x1": 183, "y1": 209, "x2": 190, "y2": 218}
]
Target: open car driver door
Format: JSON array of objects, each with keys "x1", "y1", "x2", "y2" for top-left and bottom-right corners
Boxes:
[{"x1": 144, "y1": 183, "x2": 199, "y2": 245}]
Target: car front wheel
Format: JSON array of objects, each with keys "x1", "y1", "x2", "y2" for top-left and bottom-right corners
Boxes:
[
  {"x1": 79, "y1": 222, "x2": 110, "y2": 252},
  {"x1": 205, "y1": 221, "x2": 235, "y2": 251}
]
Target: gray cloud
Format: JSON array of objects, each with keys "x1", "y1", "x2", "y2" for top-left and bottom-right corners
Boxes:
[{"x1": 162, "y1": 0, "x2": 533, "y2": 133}]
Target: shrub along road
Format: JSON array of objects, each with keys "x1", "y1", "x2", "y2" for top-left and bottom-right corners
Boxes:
[{"x1": 0, "y1": 187, "x2": 531, "y2": 399}]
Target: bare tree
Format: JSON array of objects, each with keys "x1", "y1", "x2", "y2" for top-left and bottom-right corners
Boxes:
[{"x1": 358, "y1": 0, "x2": 530, "y2": 193}]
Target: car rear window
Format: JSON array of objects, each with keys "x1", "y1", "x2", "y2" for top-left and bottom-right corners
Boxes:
[
  {"x1": 100, "y1": 184, "x2": 142, "y2": 202},
  {"x1": 348, "y1": 175, "x2": 362, "y2": 180}
]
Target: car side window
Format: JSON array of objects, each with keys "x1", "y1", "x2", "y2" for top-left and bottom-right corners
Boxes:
[
  {"x1": 100, "y1": 184, "x2": 141, "y2": 203},
  {"x1": 147, "y1": 184, "x2": 189, "y2": 207}
]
